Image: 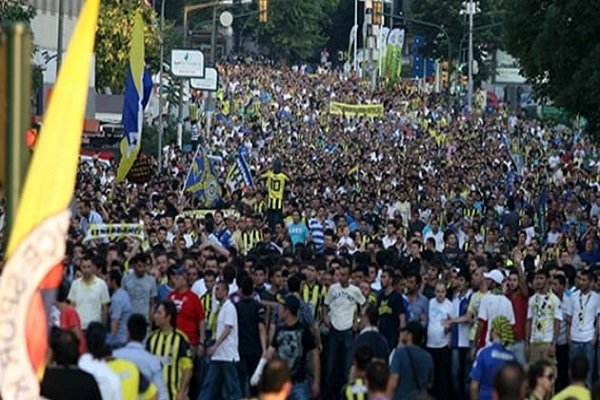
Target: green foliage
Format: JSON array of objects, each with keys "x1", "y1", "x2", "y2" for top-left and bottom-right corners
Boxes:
[
  {"x1": 324, "y1": 0, "x2": 354, "y2": 59},
  {"x1": 248, "y1": 0, "x2": 338, "y2": 62},
  {"x1": 504, "y1": 0, "x2": 600, "y2": 141},
  {"x1": 95, "y1": 0, "x2": 162, "y2": 93},
  {"x1": 0, "y1": 0, "x2": 36, "y2": 30},
  {"x1": 409, "y1": 0, "x2": 505, "y2": 76}
]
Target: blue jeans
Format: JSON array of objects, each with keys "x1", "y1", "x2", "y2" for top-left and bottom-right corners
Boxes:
[
  {"x1": 326, "y1": 327, "x2": 353, "y2": 399},
  {"x1": 197, "y1": 360, "x2": 241, "y2": 400},
  {"x1": 290, "y1": 381, "x2": 310, "y2": 400},
  {"x1": 570, "y1": 341, "x2": 595, "y2": 387}
]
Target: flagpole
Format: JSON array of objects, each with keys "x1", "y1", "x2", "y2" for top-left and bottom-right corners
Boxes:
[
  {"x1": 4, "y1": 25, "x2": 32, "y2": 237},
  {"x1": 354, "y1": 0, "x2": 358, "y2": 71},
  {"x1": 157, "y1": 0, "x2": 165, "y2": 173}
]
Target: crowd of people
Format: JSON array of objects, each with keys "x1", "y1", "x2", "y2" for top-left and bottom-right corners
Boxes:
[{"x1": 4, "y1": 55, "x2": 600, "y2": 400}]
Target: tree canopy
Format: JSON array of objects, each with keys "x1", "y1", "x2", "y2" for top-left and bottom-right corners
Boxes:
[
  {"x1": 504, "y1": 0, "x2": 600, "y2": 140},
  {"x1": 95, "y1": 0, "x2": 161, "y2": 93},
  {"x1": 409, "y1": 0, "x2": 505, "y2": 78},
  {"x1": 0, "y1": 0, "x2": 36, "y2": 30},
  {"x1": 246, "y1": 0, "x2": 339, "y2": 62}
]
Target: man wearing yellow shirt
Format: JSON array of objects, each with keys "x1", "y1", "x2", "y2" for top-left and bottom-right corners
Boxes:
[
  {"x1": 261, "y1": 159, "x2": 290, "y2": 230},
  {"x1": 552, "y1": 356, "x2": 591, "y2": 400}
]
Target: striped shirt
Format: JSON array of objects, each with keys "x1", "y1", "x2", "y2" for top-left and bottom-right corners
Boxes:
[
  {"x1": 308, "y1": 218, "x2": 324, "y2": 253},
  {"x1": 302, "y1": 283, "x2": 327, "y2": 320},
  {"x1": 146, "y1": 329, "x2": 193, "y2": 400}
]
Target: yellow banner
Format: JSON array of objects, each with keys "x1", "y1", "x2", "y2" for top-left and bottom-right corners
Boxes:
[
  {"x1": 83, "y1": 223, "x2": 145, "y2": 243},
  {"x1": 177, "y1": 209, "x2": 240, "y2": 221},
  {"x1": 329, "y1": 101, "x2": 384, "y2": 117}
]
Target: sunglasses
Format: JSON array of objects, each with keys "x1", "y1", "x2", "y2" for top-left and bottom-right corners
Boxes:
[{"x1": 543, "y1": 373, "x2": 555, "y2": 381}]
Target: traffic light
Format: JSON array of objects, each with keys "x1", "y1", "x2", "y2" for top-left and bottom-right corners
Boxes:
[
  {"x1": 441, "y1": 61, "x2": 449, "y2": 87},
  {"x1": 258, "y1": 0, "x2": 267, "y2": 23},
  {"x1": 372, "y1": 1, "x2": 383, "y2": 25},
  {"x1": 462, "y1": 75, "x2": 468, "y2": 88},
  {"x1": 26, "y1": 128, "x2": 37, "y2": 150}
]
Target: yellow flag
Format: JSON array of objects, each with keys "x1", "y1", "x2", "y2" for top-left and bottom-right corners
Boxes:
[{"x1": 0, "y1": 0, "x2": 100, "y2": 397}]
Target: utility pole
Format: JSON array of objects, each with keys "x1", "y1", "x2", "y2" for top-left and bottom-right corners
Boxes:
[
  {"x1": 461, "y1": 1, "x2": 480, "y2": 113},
  {"x1": 56, "y1": 0, "x2": 64, "y2": 73},
  {"x1": 157, "y1": 0, "x2": 165, "y2": 173}
]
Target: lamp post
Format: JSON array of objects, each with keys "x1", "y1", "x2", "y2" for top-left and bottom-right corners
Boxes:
[{"x1": 461, "y1": 1, "x2": 480, "y2": 113}]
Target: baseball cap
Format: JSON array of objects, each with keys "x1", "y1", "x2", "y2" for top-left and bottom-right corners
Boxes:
[
  {"x1": 278, "y1": 294, "x2": 300, "y2": 315},
  {"x1": 483, "y1": 269, "x2": 505, "y2": 285}
]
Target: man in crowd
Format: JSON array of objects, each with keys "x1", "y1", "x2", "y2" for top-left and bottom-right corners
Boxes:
[
  {"x1": 199, "y1": 281, "x2": 242, "y2": 399},
  {"x1": 114, "y1": 313, "x2": 168, "y2": 400},
  {"x1": 68, "y1": 252, "x2": 110, "y2": 330},
  {"x1": 123, "y1": 253, "x2": 157, "y2": 322},
  {"x1": 148, "y1": 300, "x2": 193, "y2": 400},
  {"x1": 323, "y1": 260, "x2": 366, "y2": 399}
]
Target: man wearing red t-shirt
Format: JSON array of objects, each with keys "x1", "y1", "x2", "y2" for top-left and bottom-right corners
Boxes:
[
  {"x1": 506, "y1": 255, "x2": 529, "y2": 366},
  {"x1": 168, "y1": 266, "x2": 206, "y2": 399}
]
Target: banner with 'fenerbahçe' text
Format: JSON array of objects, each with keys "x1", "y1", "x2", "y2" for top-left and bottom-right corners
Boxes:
[
  {"x1": 329, "y1": 101, "x2": 384, "y2": 117},
  {"x1": 83, "y1": 223, "x2": 146, "y2": 243}
]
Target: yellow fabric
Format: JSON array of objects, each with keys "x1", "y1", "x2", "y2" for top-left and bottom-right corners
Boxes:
[
  {"x1": 552, "y1": 385, "x2": 591, "y2": 400},
  {"x1": 116, "y1": 13, "x2": 146, "y2": 182},
  {"x1": 261, "y1": 171, "x2": 290, "y2": 210},
  {"x1": 147, "y1": 329, "x2": 193, "y2": 400},
  {"x1": 6, "y1": 0, "x2": 99, "y2": 258},
  {"x1": 107, "y1": 358, "x2": 158, "y2": 400},
  {"x1": 329, "y1": 102, "x2": 384, "y2": 117}
]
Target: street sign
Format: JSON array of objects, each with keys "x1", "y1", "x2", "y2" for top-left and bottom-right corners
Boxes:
[
  {"x1": 171, "y1": 49, "x2": 205, "y2": 78},
  {"x1": 190, "y1": 67, "x2": 219, "y2": 91}
]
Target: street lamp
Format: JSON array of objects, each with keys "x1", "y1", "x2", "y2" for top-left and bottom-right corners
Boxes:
[{"x1": 460, "y1": 1, "x2": 481, "y2": 113}]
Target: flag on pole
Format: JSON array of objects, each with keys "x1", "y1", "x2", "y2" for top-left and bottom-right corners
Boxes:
[
  {"x1": 0, "y1": 0, "x2": 99, "y2": 397},
  {"x1": 184, "y1": 146, "x2": 223, "y2": 207},
  {"x1": 116, "y1": 12, "x2": 153, "y2": 182},
  {"x1": 378, "y1": 27, "x2": 390, "y2": 76},
  {"x1": 347, "y1": 24, "x2": 358, "y2": 64},
  {"x1": 395, "y1": 29, "x2": 406, "y2": 79},
  {"x1": 225, "y1": 153, "x2": 254, "y2": 193}
]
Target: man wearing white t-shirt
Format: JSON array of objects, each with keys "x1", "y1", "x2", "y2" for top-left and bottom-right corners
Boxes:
[
  {"x1": 476, "y1": 270, "x2": 515, "y2": 349},
  {"x1": 199, "y1": 281, "x2": 241, "y2": 400},
  {"x1": 525, "y1": 269, "x2": 562, "y2": 365},
  {"x1": 565, "y1": 269, "x2": 599, "y2": 387},
  {"x1": 323, "y1": 260, "x2": 366, "y2": 398},
  {"x1": 68, "y1": 253, "x2": 110, "y2": 329},
  {"x1": 426, "y1": 281, "x2": 454, "y2": 400}
]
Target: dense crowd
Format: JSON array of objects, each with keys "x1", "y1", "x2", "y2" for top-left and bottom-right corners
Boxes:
[{"x1": 5, "y1": 56, "x2": 600, "y2": 400}]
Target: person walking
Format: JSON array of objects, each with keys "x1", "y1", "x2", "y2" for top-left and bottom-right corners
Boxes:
[
  {"x1": 426, "y1": 280, "x2": 454, "y2": 400},
  {"x1": 323, "y1": 260, "x2": 366, "y2": 399},
  {"x1": 199, "y1": 281, "x2": 242, "y2": 400},
  {"x1": 387, "y1": 321, "x2": 434, "y2": 400},
  {"x1": 147, "y1": 300, "x2": 193, "y2": 400}
]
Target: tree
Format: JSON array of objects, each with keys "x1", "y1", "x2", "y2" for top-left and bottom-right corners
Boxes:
[
  {"x1": 409, "y1": 0, "x2": 505, "y2": 80},
  {"x1": 504, "y1": 0, "x2": 600, "y2": 140},
  {"x1": 0, "y1": 0, "x2": 36, "y2": 30},
  {"x1": 247, "y1": 0, "x2": 338, "y2": 62},
  {"x1": 95, "y1": 0, "x2": 161, "y2": 93}
]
